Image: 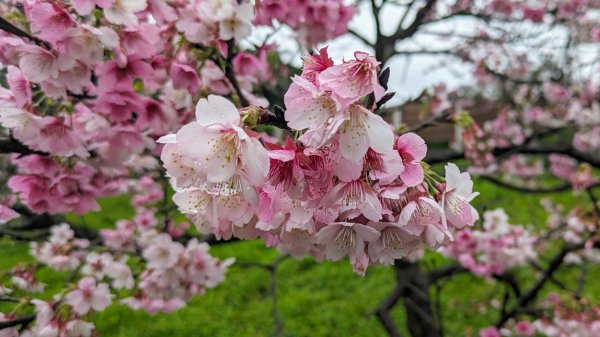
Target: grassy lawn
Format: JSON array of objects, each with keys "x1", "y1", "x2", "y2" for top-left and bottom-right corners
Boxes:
[{"x1": 1, "y1": 176, "x2": 598, "y2": 336}]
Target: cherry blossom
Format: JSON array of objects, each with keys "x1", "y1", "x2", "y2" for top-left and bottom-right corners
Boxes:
[{"x1": 65, "y1": 277, "x2": 112, "y2": 315}]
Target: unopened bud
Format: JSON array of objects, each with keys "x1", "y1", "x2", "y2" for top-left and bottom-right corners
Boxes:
[{"x1": 239, "y1": 105, "x2": 268, "y2": 127}]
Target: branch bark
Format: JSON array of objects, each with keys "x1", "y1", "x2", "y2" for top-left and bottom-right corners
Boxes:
[
  {"x1": 0, "y1": 137, "x2": 48, "y2": 156},
  {"x1": 0, "y1": 314, "x2": 36, "y2": 330},
  {"x1": 376, "y1": 261, "x2": 442, "y2": 337},
  {"x1": 0, "y1": 16, "x2": 49, "y2": 48}
]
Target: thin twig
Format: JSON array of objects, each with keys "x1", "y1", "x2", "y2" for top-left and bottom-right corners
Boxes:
[
  {"x1": 480, "y1": 176, "x2": 572, "y2": 194},
  {"x1": 586, "y1": 188, "x2": 600, "y2": 219},
  {"x1": 404, "y1": 110, "x2": 452, "y2": 134},
  {"x1": 224, "y1": 40, "x2": 250, "y2": 106},
  {"x1": 0, "y1": 16, "x2": 49, "y2": 48},
  {"x1": 0, "y1": 314, "x2": 36, "y2": 330},
  {"x1": 574, "y1": 263, "x2": 588, "y2": 299}
]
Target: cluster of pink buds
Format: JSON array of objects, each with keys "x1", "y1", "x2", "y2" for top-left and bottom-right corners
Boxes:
[{"x1": 160, "y1": 48, "x2": 479, "y2": 275}]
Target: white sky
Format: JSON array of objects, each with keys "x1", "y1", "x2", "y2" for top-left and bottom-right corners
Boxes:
[
  {"x1": 247, "y1": 1, "x2": 473, "y2": 105},
  {"x1": 246, "y1": 1, "x2": 600, "y2": 106}
]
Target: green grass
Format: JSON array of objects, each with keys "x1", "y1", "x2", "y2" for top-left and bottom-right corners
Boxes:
[{"x1": 1, "y1": 176, "x2": 599, "y2": 336}]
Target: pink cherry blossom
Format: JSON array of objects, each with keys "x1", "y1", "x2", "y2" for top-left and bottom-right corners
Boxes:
[
  {"x1": 318, "y1": 51, "x2": 385, "y2": 108},
  {"x1": 395, "y1": 133, "x2": 427, "y2": 186},
  {"x1": 368, "y1": 222, "x2": 422, "y2": 265},
  {"x1": 170, "y1": 63, "x2": 201, "y2": 94},
  {"x1": 284, "y1": 75, "x2": 343, "y2": 147},
  {"x1": 120, "y1": 23, "x2": 163, "y2": 59},
  {"x1": 399, "y1": 195, "x2": 444, "y2": 238},
  {"x1": 142, "y1": 233, "x2": 184, "y2": 269},
  {"x1": 6, "y1": 65, "x2": 31, "y2": 108},
  {"x1": 514, "y1": 320, "x2": 535, "y2": 336},
  {"x1": 169, "y1": 95, "x2": 269, "y2": 185},
  {"x1": 0, "y1": 204, "x2": 19, "y2": 224},
  {"x1": 218, "y1": 3, "x2": 255, "y2": 41},
  {"x1": 315, "y1": 222, "x2": 380, "y2": 263},
  {"x1": 65, "y1": 277, "x2": 112, "y2": 315},
  {"x1": 104, "y1": 0, "x2": 148, "y2": 27},
  {"x1": 72, "y1": 0, "x2": 114, "y2": 15},
  {"x1": 65, "y1": 320, "x2": 95, "y2": 337},
  {"x1": 324, "y1": 180, "x2": 383, "y2": 222},
  {"x1": 301, "y1": 47, "x2": 334, "y2": 83},
  {"x1": 440, "y1": 163, "x2": 479, "y2": 229},
  {"x1": 479, "y1": 326, "x2": 500, "y2": 337},
  {"x1": 27, "y1": 2, "x2": 75, "y2": 44},
  {"x1": 337, "y1": 104, "x2": 394, "y2": 162},
  {"x1": 18, "y1": 45, "x2": 58, "y2": 83}
]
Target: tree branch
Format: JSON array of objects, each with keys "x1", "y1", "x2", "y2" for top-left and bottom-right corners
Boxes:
[
  {"x1": 348, "y1": 29, "x2": 373, "y2": 48},
  {"x1": 426, "y1": 144, "x2": 600, "y2": 169},
  {"x1": 496, "y1": 241, "x2": 591, "y2": 327},
  {"x1": 0, "y1": 137, "x2": 48, "y2": 156},
  {"x1": 224, "y1": 40, "x2": 250, "y2": 107},
  {"x1": 480, "y1": 176, "x2": 573, "y2": 194},
  {"x1": 0, "y1": 16, "x2": 49, "y2": 48},
  {"x1": 403, "y1": 110, "x2": 452, "y2": 134},
  {"x1": 390, "y1": 0, "x2": 437, "y2": 41},
  {"x1": 0, "y1": 314, "x2": 36, "y2": 330}
]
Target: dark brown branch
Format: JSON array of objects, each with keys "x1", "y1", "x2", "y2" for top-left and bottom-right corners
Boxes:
[
  {"x1": 426, "y1": 144, "x2": 600, "y2": 169},
  {"x1": 390, "y1": 0, "x2": 437, "y2": 41},
  {"x1": 574, "y1": 263, "x2": 588, "y2": 299},
  {"x1": 348, "y1": 29, "x2": 373, "y2": 47},
  {"x1": 394, "y1": 49, "x2": 458, "y2": 57},
  {"x1": 0, "y1": 296, "x2": 19, "y2": 303},
  {"x1": 233, "y1": 255, "x2": 288, "y2": 336},
  {"x1": 586, "y1": 188, "x2": 600, "y2": 219},
  {"x1": 517, "y1": 146, "x2": 600, "y2": 169},
  {"x1": 404, "y1": 110, "x2": 452, "y2": 134},
  {"x1": 376, "y1": 0, "x2": 438, "y2": 62},
  {"x1": 397, "y1": 0, "x2": 416, "y2": 32},
  {"x1": 427, "y1": 264, "x2": 467, "y2": 283},
  {"x1": 0, "y1": 16, "x2": 49, "y2": 48},
  {"x1": 480, "y1": 176, "x2": 572, "y2": 194},
  {"x1": 376, "y1": 274, "x2": 406, "y2": 337},
  {"x1": 224, "y1": 40, "x2": 250, "y2": 107},
  {"x1": 0, "y1": 314, "x2": 36, "y2": 330},
  {"x1": 0, "y1": 137, "x2": 48, "y2": 156},
  {"x1": 496, "y1": 242, "x2": 589, "y2": 327},
  {"x1": 376, "y1": 261, "x2": 442, "y2": 337},
  {"x1": 269, "y1": 255, "x2": 287, "y2": 337},
  {"x1": 494, "y1": 273, "x2": 521, "y2": 297},
  {"x1": 190, "y1": 41, "x2": 249, "y2": 107},
  {"x1": 370, "y1": 0, "x2": 382, "y2": 44}
]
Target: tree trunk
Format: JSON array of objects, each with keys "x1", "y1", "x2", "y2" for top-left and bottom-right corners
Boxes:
[{"x1": 395, "y1": 261, "x2": 442, "y2": 337}]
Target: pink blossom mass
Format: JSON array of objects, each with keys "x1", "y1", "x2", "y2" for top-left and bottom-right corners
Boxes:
[{"x1": 0, "y1": 0, "x2": 598, "y2": 335}]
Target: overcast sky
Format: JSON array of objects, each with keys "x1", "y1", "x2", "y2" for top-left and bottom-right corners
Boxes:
[
  {"x1": 247, "y1": 1, "x2": 474, "y2": 106},
  {"x1": 247, "y1": 1, "x2": 600, "y2": 108}
]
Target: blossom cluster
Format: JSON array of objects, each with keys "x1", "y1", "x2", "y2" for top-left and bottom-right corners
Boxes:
[
  {"x1": 254, "y1": 0, "x2": 356, "y2": 47},
  {"x1": 532, "y1": 295, "x2": 600, "y2": 337},
  {"x1": 441, "y1": 209, "x2": 537, "y2": 277},
  {"x1": 450, "y1": 0, "x2": 598, "y2": 22},
  {"x1": 541, "y1": 199, "x2": 600, "y2": 265},
  {"x1": 161, "y1": 48, "x2": 479, "y2": 275},
  {"x1": 0, "y1": 0, "x2": 296, "y2": 217},
  {"x1": 480, "y1": 294, "x2": 600, "y2": 337},
  {"x1": 0, "y1": 216, "x2": 231, "y2": 336}
]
